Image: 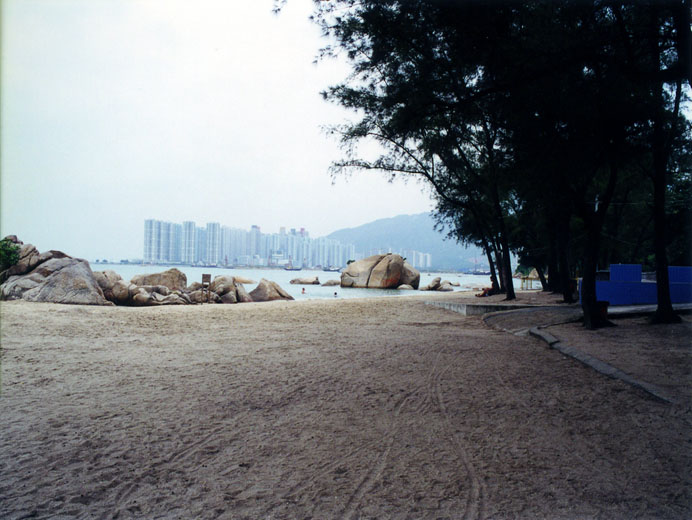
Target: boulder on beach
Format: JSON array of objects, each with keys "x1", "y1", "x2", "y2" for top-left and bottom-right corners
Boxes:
[
  {"x1": 400, "y1": 262, "x2": 421, "y2": 290},
  {"x1": 131, "y1": 268, "x2": 187, "y2": 291},
  {"x1": 233, "y1": 276, "x2": 256, "y2": 284},
  {"x1": 210, "y1": 275, "x2": 235, "y2": 296},
  {"x1": 93, "y1": 270, "x2": 122, "y2": 296},
  {"x1": 397, "y1": 284, "x2": 414, "y2": 290},
  {"x1": 235, "y1": 282, "x2": 253, "y2": 303},
  {"x1": 368, "y1": 254, "x2": 404, "y2": 289},
  {"x1": 341, "y1": 255, "x2": 386, "y2": 288},
  {"x1": 1, "y1": 251, "x2": 112, "y2": 306},
  {"x1": 341, "y1": 254, "x2": 420, "y2": 290},
  {"x1": 420, "y1": 277, "x2": 442, "y2": 291},
  {"x1": 188, "y1": 290, "x2": 222, "y2": 304},
  {"x1": 248, "y1": 278, "x2": 294, "y2": 302},
  {"x1": 290, "y1": 276, "x2": 320, "y2": 285},
  {"x1": 321, "y1": 279, "x2": 340, "y2": 287}
]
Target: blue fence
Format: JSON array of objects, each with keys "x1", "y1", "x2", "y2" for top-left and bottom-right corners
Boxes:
[{"x1": 579, "y1": 264, "x2": 692, "y2": 306}]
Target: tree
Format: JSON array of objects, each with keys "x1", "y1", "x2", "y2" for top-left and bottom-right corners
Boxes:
[
  {"x1": 311, "y1": 0, "x2": 690, "y2": 327},
  {"x1": 0, "y1": 238, "x2": 20, "y2": 271}
]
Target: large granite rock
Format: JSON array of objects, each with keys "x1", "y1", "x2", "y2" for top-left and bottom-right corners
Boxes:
[
  {"x1": 340, "y1": 254, "x2": 420, "y2": 290},
  {"x1": 93, "y1": 270, "x2": 189, "y2": 306},
  {"x1": 1, "y1": 254, "x2": 111, "y2": 305},
  {"x1": 290, "y1": 276, "x2": 320, "y2": 285},
  {"x1": 340, "y1": 255, "x2": 386, "y2": 288},
  {"x1": 235, "y1": 283, "x2": 253, "y2": 303},
  {"x1": 188, "y1": 290, "x2": 221, "y2": 304},
  {"x1": 209, "y1": 276, "x2": 235, "y2": 296},
  {"x1": 131, "y1": 268, "x2": 187, "y2": 291},
  {"x1": 400, "y1": 262, "x2": 421, "y2": 290},
  {"x1": 420, "y1": 277, "x2": 441, "y2": 291},
  {"x1": 321, "y1": 279, "x2": 340, "y2": 287},
  {"x1": 248, "y1": 278, "x2": 294, "y2": 302},
  {"x1": 368, "y1": 254, "x2": 404, "y2": 288},
  {"x1": 93, "y1": 270, "x2": 123, "y2": 301}
]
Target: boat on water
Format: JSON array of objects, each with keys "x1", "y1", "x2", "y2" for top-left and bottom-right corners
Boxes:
[
  {"x1": 323, "y1": 266, "x2": 342, "y2": 272},
  {"x1": 284, "y1": 265, "x2": 302, "y2": 271}
]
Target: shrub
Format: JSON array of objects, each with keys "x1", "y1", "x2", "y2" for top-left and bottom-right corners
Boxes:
[{"x1": 0, "y1": 238, "x2": 20, "y2": 271}]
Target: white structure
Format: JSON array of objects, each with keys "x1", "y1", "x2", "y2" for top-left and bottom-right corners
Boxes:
[{"x1": 143, "y1": 219, "x2": 403, "y2": 268}]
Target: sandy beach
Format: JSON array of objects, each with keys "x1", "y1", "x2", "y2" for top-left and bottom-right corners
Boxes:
[{"x1": 1, "y1": 292, "x2": 690, "y2": 519}]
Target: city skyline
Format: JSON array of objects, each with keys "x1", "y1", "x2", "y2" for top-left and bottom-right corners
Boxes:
[
  {"x1": 141, "y1": 219, "x2": 432, "y2": 269},
  {"x1": 1, "y1": 1, "x2": 434, "y2": 262}
]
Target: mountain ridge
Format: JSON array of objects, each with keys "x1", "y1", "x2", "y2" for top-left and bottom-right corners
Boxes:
[{"x1": 326, "y1": 213, "x2": 485, "y2": 270}]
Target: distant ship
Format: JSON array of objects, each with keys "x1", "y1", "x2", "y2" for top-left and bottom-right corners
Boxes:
[
  {"x1": 284, "y1": 265, "x2": 302, "y2": 271},
  {"x1": 323, "y1": 266, "x2": 342, "y2": 272}
]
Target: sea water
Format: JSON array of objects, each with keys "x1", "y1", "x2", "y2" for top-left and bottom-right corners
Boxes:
[{"x1": 92, "y1": 264, "x2": 501, "y2": 301}]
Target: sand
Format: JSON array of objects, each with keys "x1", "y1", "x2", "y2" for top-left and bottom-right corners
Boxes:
[{"x1": 0, "y1": 293, "x2": 690, "y2": 519}]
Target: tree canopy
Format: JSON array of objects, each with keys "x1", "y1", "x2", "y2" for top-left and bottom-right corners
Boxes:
[{"x1": 311, "y1": 0, "x2": 691, "y2": 327}]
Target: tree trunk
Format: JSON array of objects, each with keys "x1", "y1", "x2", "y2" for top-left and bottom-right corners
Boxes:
[
  {"x1": 500, "y1": 237, "x2": 516, "y2": 300},
  {"x1": 535, "y1": 265, "x2": 548, "y2": 290},
  {"x1": 557, "y1": 212, "x2": 575, "y2": 303},
  {"x1": 651, "y1": 108, "x2": 680, "y2": 323},
  {"x1": 581, "y1": 161, "x2": 620, "y2": 329},
  {"x1": 490, "y1": 185, "x2": 516, "y2": 300},
  {"x1": 581, "y1": 227, "x2": 606, "y2": 329}
]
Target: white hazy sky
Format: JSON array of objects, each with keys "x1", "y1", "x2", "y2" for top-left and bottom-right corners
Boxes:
[{"x1": 1, "y1": 0, "x2": 434, "y2": 260}]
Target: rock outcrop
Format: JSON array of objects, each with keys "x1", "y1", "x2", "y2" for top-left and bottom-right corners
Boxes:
[
  {"x1": 340, "y1": 254, "x2": 420, "y2": 290},
  {"x1": 290, "y1": 276, "x2": 320, "y2": 285},
  {"x1": 0, "y1": 237, "x2": 293, "y2": 307},
  {"x1": 420, "y1": 277, "x2": 441, "y2": 291},
  {"x1": 130, "y1": 268, "x2": 187, "y2": 291},
  {"x1": 321, "y1": 279, "x2": 340, "y2": 287},
  {"x1": 249, "y1": 278, "x2": 294, "y2": 302},
  {"x1": 400, "y1": 263, "x2": 421, "y2": 290},
  {"x1": 419, "y1": 277, "x2": 456, "y2": 292},
  {"x1": 341, "y1": 255, "x2": 385, "y2": 288},
  {"x1": 0, "y1": 245, "x2": 111, "y2": 305},
  {"x1": 94, "y1": 269, "x2": 189, "y2": 306}
]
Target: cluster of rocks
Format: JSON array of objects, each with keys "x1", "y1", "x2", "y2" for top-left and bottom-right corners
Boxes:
[
  {"x1": 0, "y1": 237, "x2": 293, "y2": 306},
  {"x1": 289, "y1": 276, "x2": 340, "y2": 287},
  {"x1": 419, "y1": 277, "x2": 460, "y2": 292},
  {"x1": 340, "y1": 254, "x2": 421, "y2": 290}
]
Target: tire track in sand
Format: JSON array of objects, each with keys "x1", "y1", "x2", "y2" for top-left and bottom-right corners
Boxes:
[
  {"x1": 340, "y1": 389, "x2": 419, "y2": 520},
  {"x1": 429, "y1": 349, "x2": 486, "y2": 520}
]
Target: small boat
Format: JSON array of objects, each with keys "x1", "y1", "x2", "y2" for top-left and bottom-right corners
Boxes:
[
  {"x1": 284, "y1": 265, "x2": 302, "y2": 271},
  {"x1": 323, "y1": 266, "x2": 342, "y2": 272}
]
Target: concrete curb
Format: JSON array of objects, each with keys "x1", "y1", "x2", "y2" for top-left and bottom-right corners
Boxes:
[
  {"x1": 529, "y1": 327, "x2": 674, "y2": 404},
  {"x1": 425, "y1": 301, "x2": 539, "y2": 316}
]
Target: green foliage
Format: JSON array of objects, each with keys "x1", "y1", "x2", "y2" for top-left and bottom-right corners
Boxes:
[
  {"x1": 0, "y1": 239, "x2": 20, "y2": 271},
  {"x1": 315, "y1": 0, "x2": 691, "y2": 314}
]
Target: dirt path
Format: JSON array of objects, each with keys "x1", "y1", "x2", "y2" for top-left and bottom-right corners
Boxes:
[{"x1": 1, "y1": 297, "x2": 689, "y2": 519}]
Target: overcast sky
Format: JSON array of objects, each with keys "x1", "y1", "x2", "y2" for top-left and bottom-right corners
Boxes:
[{"x1": 1, "y1": 0, "x2": 434, "y2": 260}]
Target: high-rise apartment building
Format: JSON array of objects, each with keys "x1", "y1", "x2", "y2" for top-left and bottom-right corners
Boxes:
[
  {"x1": 181, "y1": 221, "x2": 196, "y2": 264},
  {"x1": 205, "y1": 222, "x2": 221, "y2": 265},
  {"x1": 142, "y1": 219, "x2": 409, "y2": 268}
]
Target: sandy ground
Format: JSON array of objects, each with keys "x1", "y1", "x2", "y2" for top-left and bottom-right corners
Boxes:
[{"x1": 0, "y1": 292, "x2": 690, "y2": 519}]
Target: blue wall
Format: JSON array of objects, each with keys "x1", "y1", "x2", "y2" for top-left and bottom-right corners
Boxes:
[{"x1": 579, "y1": 264, "x2": 692, "y2": 306}]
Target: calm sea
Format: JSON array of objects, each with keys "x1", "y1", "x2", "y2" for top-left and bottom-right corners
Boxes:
[{"x1": 91, "y1": 264, "x2": 500, "y2": 301}]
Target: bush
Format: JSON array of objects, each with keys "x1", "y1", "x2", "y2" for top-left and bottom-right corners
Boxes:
[{"x1": 0, "y1": 238, "x2": 20, "y2": 271}]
